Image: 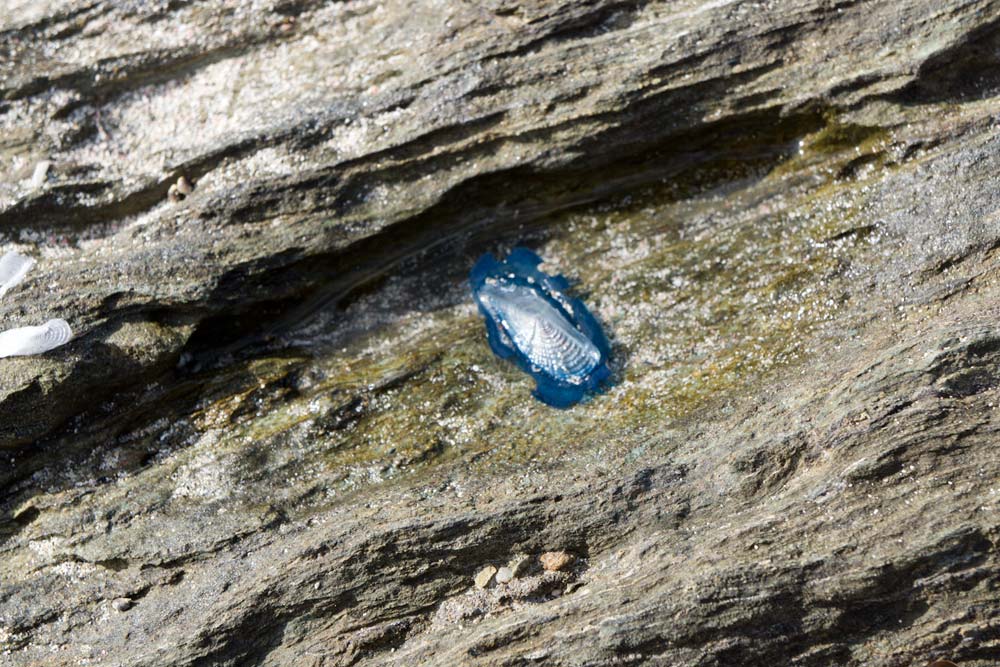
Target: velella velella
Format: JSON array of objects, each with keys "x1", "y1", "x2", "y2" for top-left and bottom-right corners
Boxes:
[
  {"x1": 470, "y1": 247, "x2": 611, "y2": 408},
  {"x1": 0, "y1": 251, "x2": 36, "y2": 298},
  {"x1": 0, "y1": 318, "x2": 72, "y2": 358},
  {"x1": 0, "y1": 250, "x2": 73, "y2": 358}
]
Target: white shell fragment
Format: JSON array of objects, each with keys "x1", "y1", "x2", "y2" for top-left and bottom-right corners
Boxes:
[
  {"x1": 0, "y1": 319, "x2": 72, "y2": 358},
  {"x1": 0, "y1": 251, "x2": 36, "y2": 298},
  {"x1": 30, "y1": 160, "x2": 51, "y2": 189}
]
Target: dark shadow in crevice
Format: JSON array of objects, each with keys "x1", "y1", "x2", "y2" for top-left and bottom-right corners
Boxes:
[{"x1": 891, "y1": 15, "x2": 1000, "y2": 104}]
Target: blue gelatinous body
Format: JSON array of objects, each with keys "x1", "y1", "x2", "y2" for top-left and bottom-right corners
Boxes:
[{"x1": 470, "y1": 247, "x2": 612, "y2": 408}]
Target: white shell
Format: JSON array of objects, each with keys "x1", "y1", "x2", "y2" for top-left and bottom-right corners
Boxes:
[
  {"x1": 0, "y1": 251, "x2": 35, "y2": 298},
  {"x1": 0, "y1": 319, "x2": 72, "y2": 358},
  {"x1": 478, "y1": 282, "x2": 601, "y2": 383},
  {"x1": 30, "y1": 160, "x2": 51, "y2": 189}
]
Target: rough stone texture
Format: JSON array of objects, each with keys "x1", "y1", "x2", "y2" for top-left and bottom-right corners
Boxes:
[{"x1": 2, "y1": 0, "x2": 1000, "y2": 665}]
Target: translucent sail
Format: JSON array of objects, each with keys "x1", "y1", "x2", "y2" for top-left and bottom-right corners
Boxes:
[
  {"x1": 470, "y1": 248, "x2": 612, "y2": 408},
  {"x1": 0, "y1": 251, "x2": 35, "y2": 298},
  {"x1": 0, "y1": 319, "x2": 72, "y2": 358},
  {"x1": 477, "y1": 282, "x2": 601, "y2": 383}
]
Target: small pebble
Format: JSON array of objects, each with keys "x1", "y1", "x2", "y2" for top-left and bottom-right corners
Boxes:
[
  {"x1": 473, "y1": 565, "x2": 497, "y2": 589},
  {"x1": 112, "y1": 597, "x2": 134, "y2": 612},
  {"x1": 175, "y1": 175, "x2": 193, "y2": 195},
  {"x1": 540, "y1": 551, "x2": 574, "y2": 572},
  {"x1": 168, "y1": 175, "x2": 194, "y2": 203},
  {"x1": 495, "y1": 566, "x2": 514, "y2": 584},
  {"x1": 508, "y1": 554, "x2": 531, "y2": 577}
]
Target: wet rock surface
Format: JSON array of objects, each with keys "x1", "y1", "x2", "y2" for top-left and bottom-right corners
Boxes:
[{"x1": 2, "y1": 0, "x2": 1000, "y2": 665}]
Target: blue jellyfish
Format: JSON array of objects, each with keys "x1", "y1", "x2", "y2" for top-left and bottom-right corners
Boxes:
[{"x1": 469, "y1": 247, "x2": 612, "y2": 408}]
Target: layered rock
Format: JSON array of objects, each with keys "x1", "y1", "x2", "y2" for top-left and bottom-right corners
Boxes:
[{"x1": 1, "y1": 1, "x2": 999, "y2": 665}]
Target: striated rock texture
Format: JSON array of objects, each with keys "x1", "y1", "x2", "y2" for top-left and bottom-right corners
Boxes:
[{"x1": 2, "y1": 0, "x2": 1000, "y2": 665}]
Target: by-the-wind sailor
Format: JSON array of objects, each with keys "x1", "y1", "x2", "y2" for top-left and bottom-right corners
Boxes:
[
  {"x1": 0, "y1": 251, "x2": 35, "y2": 298},
  {"x1": 470, "y1": 247, "x2": 611, "y2": 408},
  {"x1": 0, "y1": 319, "x2": 72, "y2": 358}
]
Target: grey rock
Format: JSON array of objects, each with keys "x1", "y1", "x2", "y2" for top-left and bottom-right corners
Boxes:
[{"x1": 0, "y1": 1, "x2": 998, "y2": 666}]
